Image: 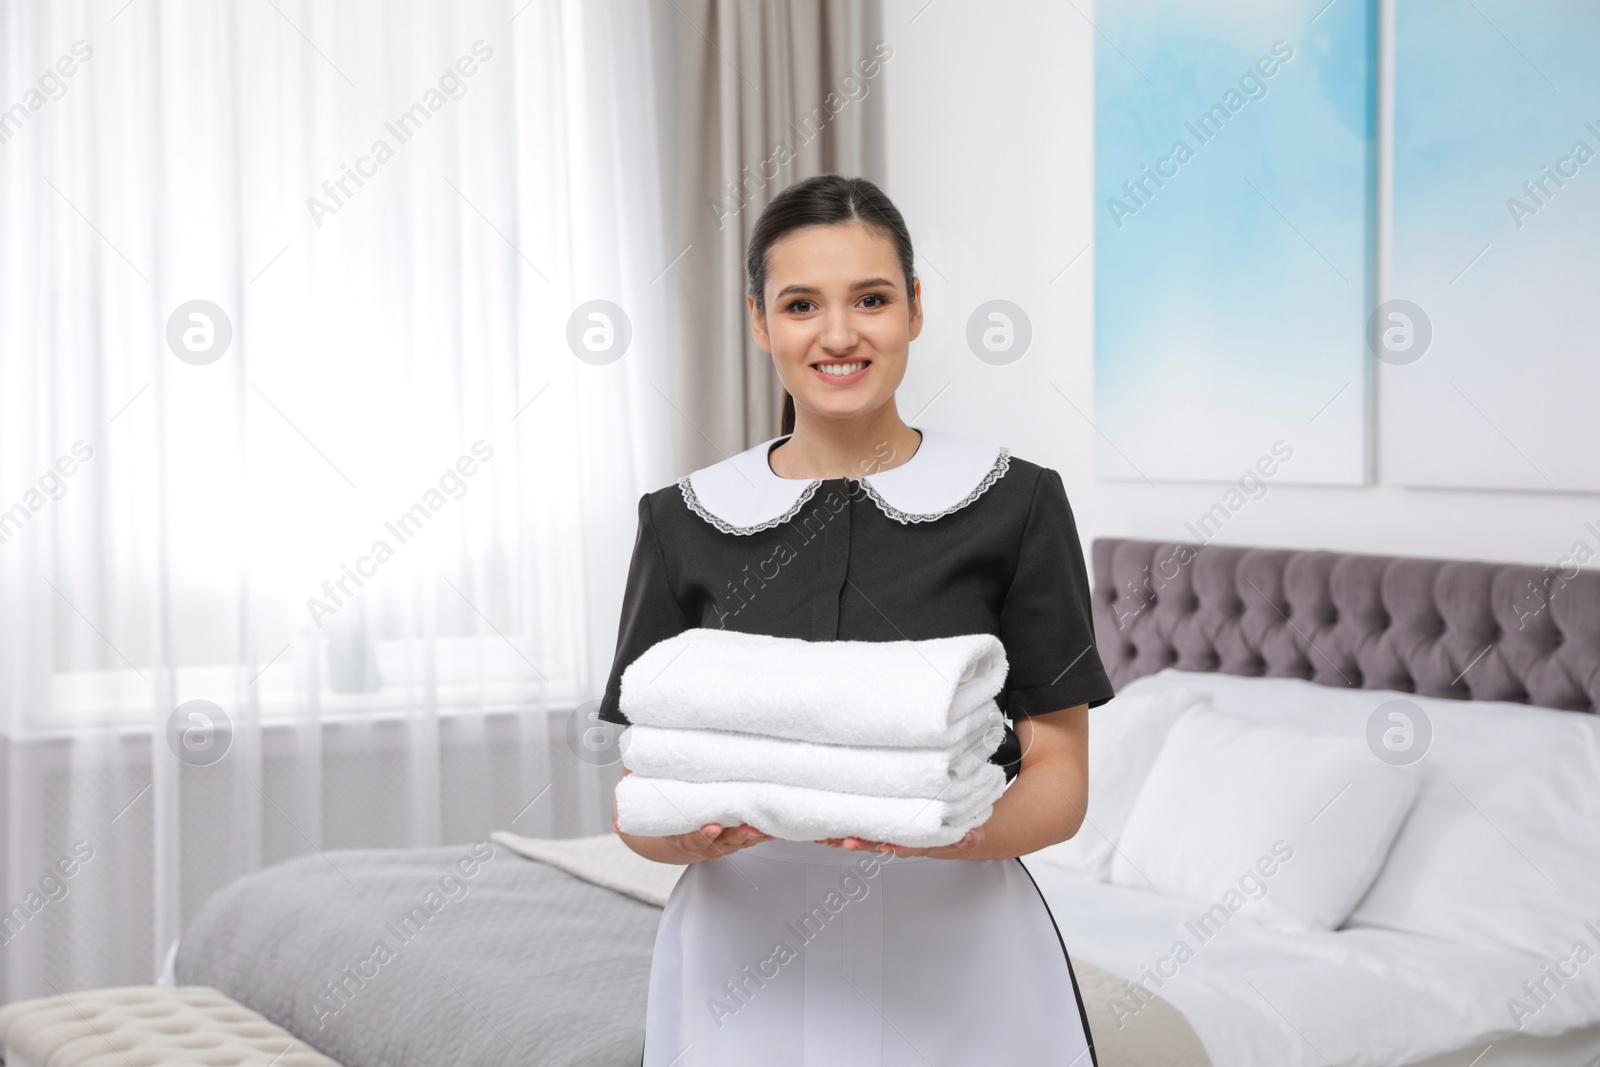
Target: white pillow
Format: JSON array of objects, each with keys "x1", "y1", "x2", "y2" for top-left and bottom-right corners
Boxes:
[
  {"x1": 1090, "y1": 670, "x2": 1600, "y2": 958},
  {"x1": 1340, "y1": 692, "x2": 1600, "y2": 959},
  {"x1": 1025, "y1": 686, "x2": 1209, "y2": 880},
  {"x1": 1109, "y1": 703, "x2": 1420, "y2": 932}
]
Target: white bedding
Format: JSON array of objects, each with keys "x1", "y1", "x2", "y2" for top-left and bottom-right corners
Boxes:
[
  {"x1": 1031, "y1": 865, "x2": 1600, "y2": 1067},
  {"x1": 1026, "y1": 668, "x2": 1600, "y2": 1067}
]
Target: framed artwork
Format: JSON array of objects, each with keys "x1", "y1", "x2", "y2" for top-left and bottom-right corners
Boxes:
[
  {"x1": 1094, "y1": 0, "x2": 1377, "y2": 486},
  {"x1": 1385, "y1": 0, "x2": 1600, "y2": 492}
]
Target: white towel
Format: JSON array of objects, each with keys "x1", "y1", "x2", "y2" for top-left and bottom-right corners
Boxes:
[
  {"x1": 620, "y1": 703, "x2": 1007, "y2": 798},
  {"x1": 615, "y1": 761, "x2": 1008, "y2": 848},
  {"x1": 619, "y1": 629, "x2": 1009, "y2": 747}
]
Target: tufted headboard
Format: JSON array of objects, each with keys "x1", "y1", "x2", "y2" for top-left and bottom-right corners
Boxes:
[{"x1": 1090, "y1": 538, "x2": 1600, "y2": 714}]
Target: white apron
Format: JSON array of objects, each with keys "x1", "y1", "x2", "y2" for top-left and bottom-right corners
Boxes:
[{"x1": 638, "y1": 837, "x2": 1098, "y2": 1067}]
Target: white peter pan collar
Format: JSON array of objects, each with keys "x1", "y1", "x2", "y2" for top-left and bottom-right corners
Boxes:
[{"x1": 678, "y1": 426, "x2": 1012, "y2": 535}]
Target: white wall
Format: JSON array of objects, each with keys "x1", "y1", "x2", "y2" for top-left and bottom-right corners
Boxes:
[{"x1": 879, "y1": 0, "x2": 1600, "y2": 571}]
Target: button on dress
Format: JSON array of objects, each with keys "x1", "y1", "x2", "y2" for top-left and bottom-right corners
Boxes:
[{"x1": 599, "y1": 425, "x2": 1117, "y2": 1067}]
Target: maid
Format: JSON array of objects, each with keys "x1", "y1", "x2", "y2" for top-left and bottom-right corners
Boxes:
[{"x1": 598, "y1": 174, "x2": 1116, "y2": 1067}]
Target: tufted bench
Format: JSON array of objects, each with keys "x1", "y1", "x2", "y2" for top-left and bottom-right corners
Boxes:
[{"x1": 0, "y1": 985, "x2": 344, "y2": 1067}]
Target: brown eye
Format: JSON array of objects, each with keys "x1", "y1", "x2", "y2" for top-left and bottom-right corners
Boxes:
[{"x1": 787, "y1": 299, "x2": 815, "y2": 313}]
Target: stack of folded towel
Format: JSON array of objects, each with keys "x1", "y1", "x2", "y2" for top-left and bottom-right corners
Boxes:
[{"x1": 613, "y1": 629, "x2": 1012, "y2": 848}]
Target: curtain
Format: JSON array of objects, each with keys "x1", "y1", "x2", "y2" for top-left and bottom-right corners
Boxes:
[
  {"x1": 0, "y1": 0, "x2": 677, "y2": 1001},
  {"x1": 654, "y1": 0, "x2": 887, "y2": 462}
]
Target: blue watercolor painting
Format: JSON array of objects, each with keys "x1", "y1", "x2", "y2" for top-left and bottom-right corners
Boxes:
[
  {"x1": 1094, "y1": 0, "x2": 1376, "y2": 485},
  {"x1": 1386, "y1": 0, "x2": 1600, "y2": 491}
]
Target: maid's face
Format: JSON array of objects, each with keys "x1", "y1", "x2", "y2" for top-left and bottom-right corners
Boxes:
[{"x1": 749, "y1": 221, "x2": 922, "y2": 424}]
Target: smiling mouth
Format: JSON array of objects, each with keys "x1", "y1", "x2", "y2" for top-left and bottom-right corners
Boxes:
[{"x1": 810, "y1": 359, "x2": 872, "y2": 378}]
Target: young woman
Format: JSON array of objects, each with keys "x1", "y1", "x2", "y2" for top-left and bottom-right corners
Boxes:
[{"x1": 598, "y1": 174, "x2": 1115, "y2": 1066}]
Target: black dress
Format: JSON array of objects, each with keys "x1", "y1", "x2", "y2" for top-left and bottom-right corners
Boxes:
[{"x1": 599, "y1": 425, "x2": 1116, "y2": 1067}]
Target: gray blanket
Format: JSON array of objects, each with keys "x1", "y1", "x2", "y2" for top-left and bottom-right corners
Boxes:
[{"x1": 176, "y1": 841, "x2": 657, "y2": 1067}]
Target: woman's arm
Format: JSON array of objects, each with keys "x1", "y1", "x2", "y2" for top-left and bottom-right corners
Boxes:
[
  {"x1": 960, "y1": 703, "x2": 1091, "y2": 859},
  {"x1": 823, "y1": 703, "x2": 1091, "y2": 861},
  {"x1": 612, "y1": 765, "x2": 774, "y2": 865}
]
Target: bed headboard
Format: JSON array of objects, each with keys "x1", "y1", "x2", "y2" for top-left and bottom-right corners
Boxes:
[{"x1": 1090, "y1": 537, "x2": 1600, "y2": 714}]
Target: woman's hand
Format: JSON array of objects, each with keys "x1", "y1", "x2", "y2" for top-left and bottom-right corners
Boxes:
[
  {"x1": 813, "y1": 824, "x2": 986, "y2": 860},
  {"x1": 665, "y1": 822, "x2": 774, "y2": 863},
  {"x1": 812, "y1": 705, "x2": 1093, "y2": 862},
  {"x1": 613, "y1": 766, "x2": 773, "y2": 864}
]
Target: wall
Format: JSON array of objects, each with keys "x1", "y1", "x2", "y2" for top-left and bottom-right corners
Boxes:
[{"x1": 879, "y1": 0, "x2": 1600, "y2": 572}]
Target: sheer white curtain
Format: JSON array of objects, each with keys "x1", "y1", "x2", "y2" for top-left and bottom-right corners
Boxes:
[{"x1": 0, "y1": 0, "x2": 674, "y2": 1000}]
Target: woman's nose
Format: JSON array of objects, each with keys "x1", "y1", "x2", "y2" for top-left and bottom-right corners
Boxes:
[{"x1": 818, "y1": 310, "x2": 858, "y2": 352}]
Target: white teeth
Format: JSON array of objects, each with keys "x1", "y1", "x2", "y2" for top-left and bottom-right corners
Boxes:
[{"x1": 816, "y1": 361, "x2": 867, "y2": 376}]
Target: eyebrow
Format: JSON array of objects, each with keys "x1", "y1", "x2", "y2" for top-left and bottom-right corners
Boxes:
[{"x1": 773, "y1": 277, "x2": 897, "y2": 300}]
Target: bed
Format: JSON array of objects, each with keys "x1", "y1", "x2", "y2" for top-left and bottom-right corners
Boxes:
[{"x1": 171, "y1": 536, "x2": 1600, "y2": 1066}]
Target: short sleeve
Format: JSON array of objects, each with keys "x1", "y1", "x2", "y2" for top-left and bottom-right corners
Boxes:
[
  {"x1": 997, "y1": 467, "x2": 1116, "y2": 717},
  {"x1": 596, "y1": 493, "x2": 696, "y2": 726}
]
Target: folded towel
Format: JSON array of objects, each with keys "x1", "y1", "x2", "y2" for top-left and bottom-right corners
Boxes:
[
  {"x1": 615, "y1": 762, "x2": 1008, "y2": 848},
  {"x1": 621, "y1": 704, "x2": 1007, "y2": 799},
  {"x1": 619, "y1": 629, "x2": 1009, "y2": 747}
]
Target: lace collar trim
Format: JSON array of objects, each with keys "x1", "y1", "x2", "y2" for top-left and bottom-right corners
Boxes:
[{"x1": 677, "y1": 426, "x2": 1012, "y2": 536}]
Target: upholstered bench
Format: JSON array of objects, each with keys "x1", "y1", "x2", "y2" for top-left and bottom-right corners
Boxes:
[{"x1": 0, "y1": 985, "x2": 344, "y2": 1067}]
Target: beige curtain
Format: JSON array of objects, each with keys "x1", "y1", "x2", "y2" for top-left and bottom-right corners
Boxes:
[{"x1": 653, "y1": 0, "x2": 887, "y2": 465}]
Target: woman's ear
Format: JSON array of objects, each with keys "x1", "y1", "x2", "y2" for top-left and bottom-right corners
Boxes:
[
  {"x1": 907, "y1": 277, "x2": 923, "y2": 342},
  {"x1": 747, "y1": 293, "x2": 772, "y2": 353}
]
